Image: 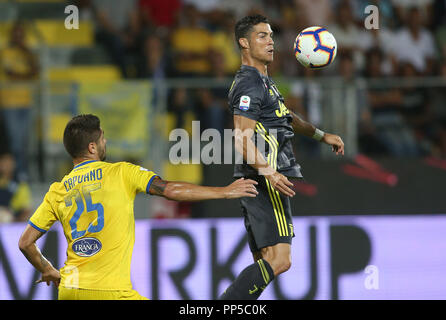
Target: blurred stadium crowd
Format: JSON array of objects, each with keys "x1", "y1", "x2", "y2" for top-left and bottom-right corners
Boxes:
[{"x1": 0, "y1": 0, "x2": 446, "y2": 222}]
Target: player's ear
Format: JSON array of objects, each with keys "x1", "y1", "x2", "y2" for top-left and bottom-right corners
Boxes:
[
  {"x1": 239, "y1": 38, "x2": 249, "y2": 50},
  {"x1": 87, "y1": 141, "x2": 96, "y2": 155}
]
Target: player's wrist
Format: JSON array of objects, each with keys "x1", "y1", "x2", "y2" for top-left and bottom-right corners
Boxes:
[
  {"x1": 41, "y1": 263, "x2": 57, "y2": 275},
  {"x1": 259, "y1": 166, "x2": 276, "y2": 178},
  {"x1": 312, "y1": 128, "x2": 325, "y2": 142},
  {"x1": 221, "y1": 185, "x2": 234, "y2": 199}
]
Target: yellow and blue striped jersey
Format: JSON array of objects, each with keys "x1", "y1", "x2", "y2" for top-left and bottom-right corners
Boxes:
[{"x1": 29, "y1": 160, "x2": 158, "y2": 290}]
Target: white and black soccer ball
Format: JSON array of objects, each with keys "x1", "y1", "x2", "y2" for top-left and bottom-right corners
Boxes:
[{"x1": 294, "y1": 26, "x2": 337, "y2": 68}]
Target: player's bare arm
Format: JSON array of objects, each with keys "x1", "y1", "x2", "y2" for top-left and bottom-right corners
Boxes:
[
  {"x1": 234, "y1": 115, "x2": 295, "y2": 197},
  {"x1": 148, "y1": 176, "x2": 258, "y2": 201},
  {"x1": 290, "y1": 111, "x2": 345, "y2": 155},
  {"x1": 18, "y1": 225, "x2": 60, "y2": 287}
]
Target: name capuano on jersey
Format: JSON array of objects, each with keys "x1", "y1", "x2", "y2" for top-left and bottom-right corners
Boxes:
[{"x1": 64, "y1": 168, "x2": 103, "y2": 192}]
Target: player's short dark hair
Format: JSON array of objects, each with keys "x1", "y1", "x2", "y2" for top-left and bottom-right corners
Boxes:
[
  {"x1": 235, "y1": 14, "x2": 269, "y2": 50},
  {"x1": 63, "y1": 114, "x2": 102, "y2": 159}
]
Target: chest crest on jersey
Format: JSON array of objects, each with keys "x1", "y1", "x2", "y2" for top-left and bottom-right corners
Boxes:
[
  {"x1": 275, "y1": 100, "x2": 290, "y2": 117},
  {"x1": 265, "y1": 82, "x2": 290, "y2": 118}
]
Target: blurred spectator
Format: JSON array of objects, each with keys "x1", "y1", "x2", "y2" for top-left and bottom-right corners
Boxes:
[
  {"x1": 337, "y1": 51, "x2": 388, "y2": 155},
  {"x1": 294, "y1": 0, "x2": 334, "y2": 27},
  {"x1": 0, "y1": 153, "x2": 31, "y2": 223},
  {"x1": 170, "y1": 4, "x2": 213, "y2": 76},
  {"x1": 389, "y1": 6, "x2": 436, "y2": 75},
  {"x1": 288, "y1": 68, "x2": 324, "y2": 156},
  {"x1": 138, "y1": 0, "x2": 182, "y2": 30},
  {"x1": 183, "y1": 0, "x2": 221, "y2": 14},
  {"x1": 168, "y1": 87, "x2": 193, "y2": 130},
  {"x1": 0, "y1": 21, "x2": 39, "y2": 182},
  {"x1": 208, "y1": 10, "x2": 240, "y2": 75},
  {"x1": 364, "y1": 48, "x2": 419, "y2": 156},
  {"x1": 217, "y1": 0, "x2": 257, "y2": 20},
  {"x1": 359, "y1": 26, "x2": 396, "y2": 75},
  {"x1": 279, "y1": 6, "x2": 307, "y2": 77},
  {"x1": 92, "y1": 0, "x2": 139, "y2": 38},
  {"x1": 397, "y1": 61, "x2": 433, "y2": 155},
  {"x1": 328, "y1": 0, "x2": 369, "y2": 71},
  {"x1": 261, "y1": 0, "x2": 286, "y2": 27},
  {"x1": 196, "y1": 88, "x2": 226, "y2": 133},
  {"x1": 139, "y1": 34, "x2": 168, "y2": 79},
  {"x1": 76, "y1": 0, "x2": 140, "y2": 77},
  {"x1": 391, "y1": 0, "x2": 434, "y2": 28},
  {"x1": 353, "y1": 0, "x2": 397, "y2": 76},
  {"x1": 208, "y1": 51, "x2": 232, "y2": 132}
]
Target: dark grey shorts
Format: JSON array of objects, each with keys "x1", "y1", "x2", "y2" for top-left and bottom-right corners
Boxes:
[{"x1": 240, "y1": 176, "x2": 295, "y2": 253}]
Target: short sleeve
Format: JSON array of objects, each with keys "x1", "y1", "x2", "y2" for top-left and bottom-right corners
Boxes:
[
  {"x1": 28, "y1": 188, "x2": 58, "y2": 233},
  {"x1": 230, "y1": 77, "x2": 265, "y2": 121},
  {"x1": 121, "y1": 162, "x2": 159, "y2": 195}
]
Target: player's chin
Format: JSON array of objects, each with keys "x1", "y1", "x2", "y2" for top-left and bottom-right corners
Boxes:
[{"x1": 264, "y1": 54, "x2": 274, "y2": 64}]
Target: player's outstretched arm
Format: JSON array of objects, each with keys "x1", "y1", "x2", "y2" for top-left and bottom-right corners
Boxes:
[
  {"x1": 290, "y1": 111, "x2": 345, "y2": 155},
  {"x1": 18, "y1": 225, "x2": 61, "y2": 287},
  {"x1": 148, "y1": 177, "x2": 258, "y2": 201}
]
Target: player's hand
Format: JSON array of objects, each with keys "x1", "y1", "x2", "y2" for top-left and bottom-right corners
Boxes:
[
  {"x1": 322, "y1": 133, "x2": 345, "y2": 156},
  {"x1": 265, "y1": 171, "x2": 296, "y2": 197},
  {"x1": 36, "y1": 267, "x2": 60, "y2": 288},
  {"x1": 224, "y1": 178, "x2": 259, "y2": 199}
]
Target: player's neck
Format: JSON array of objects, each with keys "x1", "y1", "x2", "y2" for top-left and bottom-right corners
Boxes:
[{"x1": 241, "y1": 56, "x2": 268, "y2": 76}]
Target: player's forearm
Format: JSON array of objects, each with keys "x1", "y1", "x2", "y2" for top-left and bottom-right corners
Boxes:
[
  {"x1": 19, "y1": 242, "x2": 55, "y2": 274},
  {"x1": 291, "y1": 111, "x2": 326, "y2": 142},
  {"x1": 234, "y1": 134, "x2": 275, "y2": 176},
  {"x1": 290, "y1": 111, "x2": 320, "y2": 138},
  {"x1": 163, "y1": 182, "x2": 227, "y2": 201}
]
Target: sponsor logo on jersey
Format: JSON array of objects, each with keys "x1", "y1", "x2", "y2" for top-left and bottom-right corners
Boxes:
[
  {"x1": 72, "y1": 237, "x2": 102, "y2": 257},
  {"x1": 239, "y1": 95, "x2": 250, "y2": 111}
]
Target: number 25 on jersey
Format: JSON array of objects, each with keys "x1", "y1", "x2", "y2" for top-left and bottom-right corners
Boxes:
[{"x1": 64, "y1": 183, "x2": 104, "y2": 239}]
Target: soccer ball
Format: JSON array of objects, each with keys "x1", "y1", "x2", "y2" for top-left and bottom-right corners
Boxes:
[{"x1": 293, "y1": 26, "x2": 337, "y2": 68}]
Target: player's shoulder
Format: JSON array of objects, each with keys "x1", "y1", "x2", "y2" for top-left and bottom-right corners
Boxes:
[
  {"x1": 103, "y1": 161, "x2": 133, "y2": 175},
  {"x1": 45, "y1": 181, "x2": 65, "y2": 202},
  {"x1": 233, "y1": 66, "x2": 265, "y2": 88},
  {"x1": 230, "y1": 65, "x2": 266, "y2": 98},
  {"x1": 48, "y1": 181, "x2": 60, "y2": 192},
  {"x1": 114, "y1": 161, "x2": 153, "y2": 173}
]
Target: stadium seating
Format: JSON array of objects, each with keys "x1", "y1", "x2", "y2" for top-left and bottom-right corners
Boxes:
[
  {"x1": 48, "y1": 65, "x2": 121, "y2": 82},
  {"x1": 0, "y1": 20, "x2": 94, "y2": 48}
]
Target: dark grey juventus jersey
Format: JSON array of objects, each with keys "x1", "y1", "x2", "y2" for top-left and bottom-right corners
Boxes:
[{"x1": 228, "y1": 65, "x2": 303, "y2": 178}]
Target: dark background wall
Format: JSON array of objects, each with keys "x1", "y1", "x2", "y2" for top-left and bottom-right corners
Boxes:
[{"x1": 194, "y1": 156, "x2": 446, "y2": 217}]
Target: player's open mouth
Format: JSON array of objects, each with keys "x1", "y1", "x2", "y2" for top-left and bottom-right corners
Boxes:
[{"x1": 267, "y1": 49, "x2": 274, "y2": 54}]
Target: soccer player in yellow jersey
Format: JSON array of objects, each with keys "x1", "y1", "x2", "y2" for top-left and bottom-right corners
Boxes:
[{"x1": 18, "y1": 114, "x2": 258, "y2": 300}]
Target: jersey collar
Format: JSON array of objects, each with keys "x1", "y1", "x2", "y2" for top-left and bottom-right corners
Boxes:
[{"x1": 73, "y1": 160, "x2": 98, "y2": 169}]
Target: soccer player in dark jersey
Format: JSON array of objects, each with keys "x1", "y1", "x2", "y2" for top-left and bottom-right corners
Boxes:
[{"x1": 220, "y1": 15, "x2": 345, "y2": 300}]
